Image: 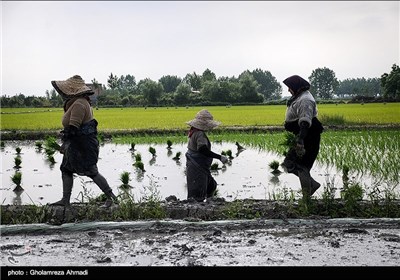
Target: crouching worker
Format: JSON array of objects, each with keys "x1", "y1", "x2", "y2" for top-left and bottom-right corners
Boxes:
[
  {"x1": 50, "y1": 75, "x2": 118, "y2": 208},
  {"x1": 185, "y1": 109, "x2": 229, "y2": 202}
]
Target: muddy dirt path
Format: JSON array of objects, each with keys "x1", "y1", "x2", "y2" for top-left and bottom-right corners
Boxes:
[{"x1": 1, "y1": 218, "x2": 400, "y2": 268}]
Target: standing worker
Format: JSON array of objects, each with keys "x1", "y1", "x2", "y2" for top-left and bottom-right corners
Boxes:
[
  {"x1": 185, "y1": 109, "x2": 229, "y2": 202},
  {"x1": 50, "y1": 75, "x2": 118, "y2": 208},
  {"x1": 281, "y1": 75, "x2": 324, "y2": 199}
]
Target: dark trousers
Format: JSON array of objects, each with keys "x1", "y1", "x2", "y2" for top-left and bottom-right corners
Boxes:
[{"x1": 285, "y1": 131, "x2": 321, "y2": 171}]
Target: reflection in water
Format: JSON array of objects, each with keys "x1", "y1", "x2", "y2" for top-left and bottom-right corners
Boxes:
[
  {"x1": 149, "y1": 157, "x2": 156, "y2": 166},
  {"x1": 12, "y1": 190, "x2": 24, "y2": 206},
  {"x1": 269, "y1": 174, "x2": 280, "y2": 186},
  {"x1": 135, "y1": 170, "x2": 145, "y2": 182}
]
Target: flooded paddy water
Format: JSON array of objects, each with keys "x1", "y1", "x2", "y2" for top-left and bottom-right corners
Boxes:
[{"x1": 1, "y1": 140, "x2": 397, "y2": 206}]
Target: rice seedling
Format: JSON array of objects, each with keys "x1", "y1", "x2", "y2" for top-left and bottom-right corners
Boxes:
[
  {"x1": 149, "y1": 146, "x2": 156, "y2": 157},
  {"x1": 14, "y1": 156, "x2": 22, "y2": 169},
  {"x1": 15, "y1": 147, "x2": 22, "y2": 154},
  {"x1": 167, "y1": 140, "x2": 173, "y2": 149},
  {"x1": 210, "y1": 162, "x2": 220, "y2": 170},
  {"x1": 319, "y1": 130, "x2": 400, "y2": 184},
  {"x1": 35, "y1": 141, "x2": 43, "y2": 150},
  {"x1": 134, "y1": 161, "x2": 145, "y2": 172},
  {"x1": 172, "y1": 151, "x2": 181, "y2": 160},
  {"x1": 268, "y1": 160, "x2": 281, "y2": 175},
  {"x1": 11, "y1": 171, "x2": 23, "y2": 192},
  {"x1": 0, "y1": 141, "x2": 5, "y2": 148},
  {"x1": 46, "y1": 155, "x2": 56, "y2": 165},
  {"x1": 129, "y1": 142, "x2": 136, "y2": 151},
  {"x1": 44, "y1": 136, "x2": 61, "y2": 151},
  {"x1": 221, "y1": 149, "x2": 233, "y2": 159},
  {"x1": 134, "y1": 153, "x2": 142, "y2": 162},
  {"x1": 319, "y1": 114, "x2": 346, "y2": 125},
  {"x1": 119, "y1": 171, "x2": 132, "y2": 189}
]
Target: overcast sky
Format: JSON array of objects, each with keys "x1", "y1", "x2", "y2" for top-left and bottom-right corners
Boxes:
[{"x1": 2, "y1": 1, "x2": 399, "y2": 97}]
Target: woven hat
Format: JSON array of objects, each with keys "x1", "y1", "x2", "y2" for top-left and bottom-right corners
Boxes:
[
  {"x1": 51, "y1": 75, "x2": 94, "y2": 97},
  {"x1": 186, "y1": 109, "x2": 221, "y2": 131}
]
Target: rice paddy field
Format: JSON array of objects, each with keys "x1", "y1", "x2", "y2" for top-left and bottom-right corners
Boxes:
[
  {"x1": 1, "y1": 103, "x2": 400, "y2": 205},
  {"x1": 1, "y1": 103, "x2": 399, "y2": 131}
]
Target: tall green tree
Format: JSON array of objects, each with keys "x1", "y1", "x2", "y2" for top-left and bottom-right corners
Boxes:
[
  {"x1": 174, "y1": 83, "x2": 191, "y2": 105},
  {"x1": 159, "y1": 75, "x2": 182, "y2": 93},
  {"x1": 183, "y1": 72, "x2": 202, "y2": 91},
  {"x1": 202, "y1": 68, "x2": 216, "y2": 82},
  {"x1": 118, "y1": 74, "x2": 136, "y2": 93},
  {"x1": 138, "y1": 78, "x2": 163, "y2": 105},
  {"x1": 337, "y1": 78, "x2": 382, "y2": 97},
  {"x1": 201, "y1": 80, "x2": 220, "y2": 102},
  {"x1": 249, "y1": 68, "x2": 282, "y2": 100},
  {"x1": 309, "y1": 67, "x2": 339, "y2": 98},
  {"x1": 107, "y1": 73, "x2": 119, "y2": 90},
  {"x1": 381, "y1": 64, "x2": 400, "y2": 98},
  {"x1": 237, "y1": 72, "x2": 263, "y2": 103}
]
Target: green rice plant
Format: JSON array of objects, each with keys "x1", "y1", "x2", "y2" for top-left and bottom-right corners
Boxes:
[
  {"x1": 280, "y1": 132, "x2": 296, "y2": 149},
  {"x1": 44, "y1": 136, "x2": 61, "y2": 151},
  {"x1": 167, "y1": 139, "x2": 173, "y2": 149},
  {"x1": 134, "y1": 153, "x2": 142, "y2": 162},
  {"x1": 43, "y1": 147, "x2": 55, "y2": 157},
  {"x1": 319, "y1": 130, "x2": 400, "y2": 184},
  {"x1": 15, "y1": 147, "x2": 22, "y2": 154},
  {"x1": 210, "y1": 162, "x2": 220, "y2": 170},
  {"x1": 114, "y1": 129, "x2": 399, "y2": 191},
  {"x1": 97, "y1": 133, "x2": 105, "y2": 144},
  {"x1": 268, "y1": 160, "x2": 281, "y2": 175},
  {"x1": 35, "y1": 141, "x2": 43, "y2": 150},
  {"x1": 319, "y1": 114, "x2": 346, "y2": 125},
  {"x1": 148, "y1": 146, "x2": 156, "y2": 157},
  {"x1": 134, "y1": 161, "x2": 145, "y2": 172},
  {"x1": 221, "y1": 149, "x2": 233, "y2": 159},
  {"x1": 2, "y1": 104, "x2": 400, "y2": 131},
  {"x1": 172, "y1": 151, "x2": 181, "y2": 160},
  {"x1": 0, "y1": 141, "x2": 5, "y2": 148},
  {"x1": 14, "y1": 156, "x2": 22, "y2": 169},
  {"x1": 129, "y1": 142, "x2": 136, "y2": 151},
  {"x1": 11, "y1": 171, "x2": 23, "y2": 192},
  {"x1": 119, "y1": 171, "x2": 132, "y2": 189}
]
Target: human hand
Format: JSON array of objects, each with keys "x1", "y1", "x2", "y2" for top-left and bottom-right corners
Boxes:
[{"x1": 220, "y1": 155, "x2": 229, "y2": 164}]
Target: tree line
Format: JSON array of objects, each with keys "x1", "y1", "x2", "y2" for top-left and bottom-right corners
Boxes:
[{"x1": 1, "y1": 64, "x2": 399, "y2": 108}]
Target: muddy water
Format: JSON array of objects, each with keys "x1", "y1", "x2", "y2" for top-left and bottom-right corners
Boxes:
[{"x1": 0, "y1": 141, "x2": 387, "y2": 206}]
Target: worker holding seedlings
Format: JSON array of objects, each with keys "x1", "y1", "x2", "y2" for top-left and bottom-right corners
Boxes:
[
  {"x1": 281, "y1": 75, "x2": 324, "y2": 200},
  {"x1": 185, "y1": 109, "x2": 229, "y2": 202},
  {"x1": 50, "y1": 75, "x2": 118, "y2": 208}
]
